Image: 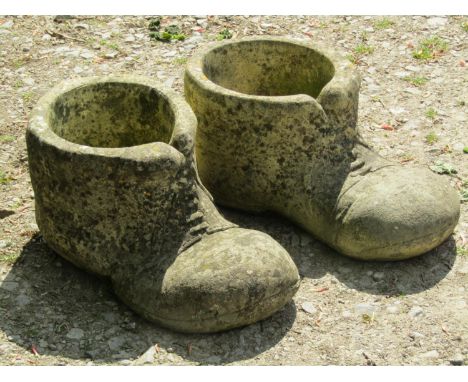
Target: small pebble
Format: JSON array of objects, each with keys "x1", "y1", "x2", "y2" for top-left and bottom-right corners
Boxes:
[
  {"x1": 66, "y1": 328, "x2": 84, "y2": 340},
  {"x1": 80, "y1": 51, "x2": 95, "y2": 59},
  {"x1": 104, "y1": 52, "x2": 118, "y2": 59},
  {"x1": 205, "y1": 355, "x2": 221, "y2": 364},
  {"x1": 108, "y1": 336, "x2": 126, "y2": 351},
  {"x1": 449, "y1": 353, "x2": 464, "y2": 366},
  {"x1": 405, "y1": 65, "x2": 420, "y2": 72},
  {"x1": 386, "y1": 305, "x2": 399, "y2": 314},
  {"x1": 458, "y1": 264, "x2": 468, "y2": 274},
  {"x1": 338, "y1": 266, "x2": 351, "y2": 274},
  {"x1": 39, "y1": 339, "x2": 48, "y2": 348},
  {"x1": 164, "y1": 77, "x2": 175, "y2": 88},
  {"x1": 342, "y1": 310, "x2": 352, "y2": 319},
  {"x1": 166, "y1": 354, "x2": 176, "y2": 362},
  {"x1": 409, "y1": 331, "x2": 425, "y2": 340},
  {"x1": 23, "y1": 77, "x2": 35, "y2": 86},
  {"x1": 354, "y1": 303, "x2": 378, "y2": 315},
  {"x1": 1, "y1": 20, "x2": 14, "y2": 28},
  {"x1": 15, "y1": 294, "x2": 31, "y2": 306},
  {"x1": 0, "y1": 281, "x2": 19, "y2": 291},
  {"x1": 372, "y1": 272, "x2": 385, "y2": 281},
  {"x1": 0, "y1": 240, "x2": 11, "y2": 249},
  {"x1": 74, "y1": 23, "x2": 90, "y2": 30},
  {"x1": 163, "y1": 51, "x2": 177, "y2": 58},
  {"x1": 136, "y1": 345, "x2": 156, "y2": 364},
  {"x1": 301, "y1": 302, "x2": 317, "y2": 314},
  {"x1": 427, "y1": 17, "x2": 447, "y2": 27},
  {"x1": 420, "y1": 350, "x2": 439, "y2": 359},
  {"x1": 408, "y1": 306, "x2": 423, "y2": 318}
]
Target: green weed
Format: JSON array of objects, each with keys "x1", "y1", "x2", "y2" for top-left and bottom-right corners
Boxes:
[
  {"x1": 149, "y1": 22, "x2": 186, "y2": 42},
  {"x1": 99, "y1": 39, "x2": 121, "y2": 51},
  {"x1": 398, "y1": 153, "x2": 415, "y2": 163},
  {"x1": 354, "y1": 43, "x2": 374, "y2": 55},
  {"x1": 0, "y1": 170, "x2": 13, "y2": 184},
  {"x1": 412, "y1": 36, "x2": 448, "y2": 60},
  {"x1": 0, "y1": 252, "x2": 19, "y2": 265},
  {"x1": 374, "y1": 18, "x2": 395, "y2": 30},
  {"x1": 461, "y1": 180, "x2": 468, "y2": 203},
  {"x1": 362, "y1": 313, "x2": 375, "y2": 324},
  {"x1": 425, "y1": 132, "x2": 439, "y2": 145},
  {"x1": 425, "y1": 107, "x2": 438, "y2": 119},
  {"x1": 429, "y1": 161, "x2": 457, "y2": 175},
  {"x1": 13, "y1": 79, "x2": 23, "y2": 89},
  {"x1": 348, "y1": 43, "x2": 374, "y2": 64},
  {"x1": 0, "y1": 135, "x2": 16, "y2": 143},
  {"x1": 11, "y1": 59, "x2": 26, "y2": 69},
  {"x1": 173, "y1": 57, "x2": 187, "y2": 65},
  {"x1": 403, "y1": 76, "x2": 428, "y2": 86},
  {"x1": 217, "y1": 29, "x2": 233, "y2": 40},
  {"x1": 21, "y1": 91, "x2": 35, "y2": 103}
]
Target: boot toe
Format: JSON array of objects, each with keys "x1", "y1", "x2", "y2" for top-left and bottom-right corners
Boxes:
[
  {"x1": 336, "y1": 166, "x2": 460, "y2": 260},
  {"x1": 114, "y1": 228, "x2": 300, "y2": 333}
]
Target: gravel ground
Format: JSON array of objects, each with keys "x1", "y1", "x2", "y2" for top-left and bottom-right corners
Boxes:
[{"x1": 0, "y1": 15, "x2": 467, "y2": 366}]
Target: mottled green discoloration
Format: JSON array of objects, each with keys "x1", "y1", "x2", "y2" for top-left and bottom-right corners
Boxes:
[
  {"x1": 202, "y1": 39, "x2": 335, "y2": 97},
  {"x1": 51, "y1": 82, "x2": 174, "y2": 147},
  {"x1": 27, "y1": 75, "x2": 300, "y2": 333},
  {"x1": 185, "y1": 37, "x2": 460, "y2": 261}
]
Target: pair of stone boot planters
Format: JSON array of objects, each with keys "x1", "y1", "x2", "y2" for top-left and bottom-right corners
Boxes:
[{"x1": 27, "y1": 37, "x2": 460, "y2": 333}]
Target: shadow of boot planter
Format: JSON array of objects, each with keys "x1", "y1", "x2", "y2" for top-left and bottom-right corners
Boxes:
[
  {"x1": 26, "y1": 75, "x2": 300, "y2": 333},
  {"x1": 185, "y1": 37, "x2": 461, "y2": 261}
]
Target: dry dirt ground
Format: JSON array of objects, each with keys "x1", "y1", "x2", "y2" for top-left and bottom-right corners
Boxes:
[{"x1": 0, "y1": 15, "x2": 467, "y2": 366}]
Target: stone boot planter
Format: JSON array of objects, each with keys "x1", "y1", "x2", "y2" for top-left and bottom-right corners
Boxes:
[
  {"x1": 27, "y1": 75, "x2": 300, "y2": 333},
  {"x1": 185, "y1": 37, "x2": 460, "y2": 261}
]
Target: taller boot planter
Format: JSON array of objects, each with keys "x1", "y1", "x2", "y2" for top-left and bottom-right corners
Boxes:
[
  {"x1": 185, "y1": 37, "x2": 460, "y2": 261},
  {"x1": 26, "y1": 75, "x2": 300, "y2": 333}
]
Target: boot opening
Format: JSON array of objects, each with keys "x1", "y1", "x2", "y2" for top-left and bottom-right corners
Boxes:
[
  {"x1": 50, "y1": 82, "x2": 175, "y2": 148},
  {"x1": 202, "y1": 40, "x2": 335, "y2": 98}
]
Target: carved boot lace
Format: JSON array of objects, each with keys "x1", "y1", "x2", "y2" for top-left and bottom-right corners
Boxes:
[{"x1": 179, "y1": 159, "x2": 237, "y2": 252}]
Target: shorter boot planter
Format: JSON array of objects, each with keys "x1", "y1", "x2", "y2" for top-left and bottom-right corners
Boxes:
[
  {"x1": 185, "y1": 37, "x2": 460, "y2": 261},
  {"x1": 27, "y1": 75, "x2": 300, "y2": 333}
]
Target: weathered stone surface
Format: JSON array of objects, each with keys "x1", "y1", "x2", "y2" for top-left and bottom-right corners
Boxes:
[
  {"x1": 27, "y1": 75, "x2": 299, "y2": 333},
  {"x1": 185, "y1": 37, "x2": 460, "y2": 261}
]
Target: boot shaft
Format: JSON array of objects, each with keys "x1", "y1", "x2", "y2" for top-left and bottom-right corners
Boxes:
[
  {"x1": 185, "y1": 37, "x2": 362, "y2": 212},
  {"x1": 27, "y1": 75, "x2": 230, "y2": 276}
]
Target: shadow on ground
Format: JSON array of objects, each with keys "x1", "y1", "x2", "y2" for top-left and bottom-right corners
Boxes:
[
  {"x1": 221, "y1": 207, "x2": 457, "y2": 297},
  {"x1": 0, "y1": 233, "x2": 296, "y2": 364},
  {"x1": 0, "y1": 207, "x2": 457, "y2": 364}
]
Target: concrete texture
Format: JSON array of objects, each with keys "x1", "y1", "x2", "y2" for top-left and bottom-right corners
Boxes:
[
  {"x1": 26, "y1": 75, "x2": 299, "y2": 333},
  {"x1": 185, "y1": 36, "x2": 460, "y2": 260}
]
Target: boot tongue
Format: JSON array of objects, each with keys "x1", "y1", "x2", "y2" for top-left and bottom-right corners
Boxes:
[
  {"x1": 195, "y1": 184, "x2": 237, "y2": 233},
  {"x1": 179, "y1": 163, "x2": 237, "y2": 252},
  {"x1": 350, "y1": 142, "x2": 396, "y2": 175}
]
